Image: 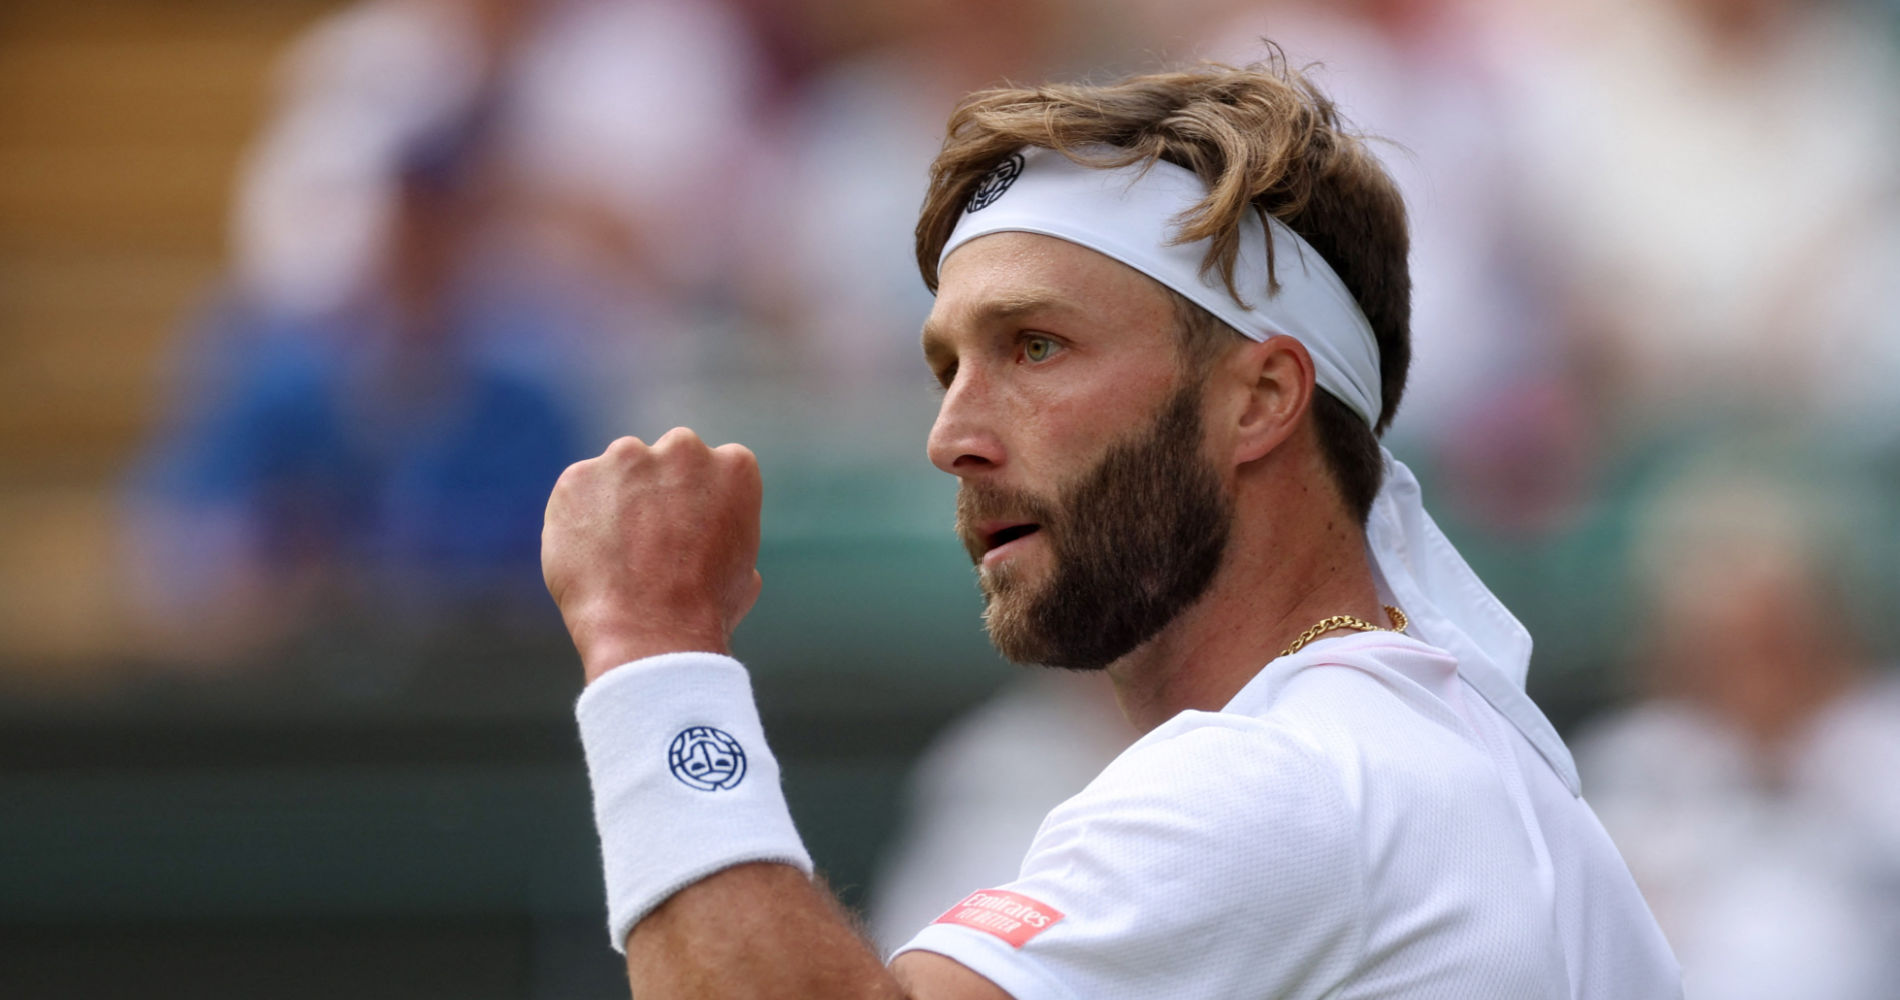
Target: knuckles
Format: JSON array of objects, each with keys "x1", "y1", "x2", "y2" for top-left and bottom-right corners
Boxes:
[
  {"x1": 554, "y1": 430, "x2": 759, "y2": 510},
  {"x1": 713, "y1": 443, "x2": 760, "y2": 486},
  {"x1": 650, "y1": 427, "x2": 721, "y2": 471},
  {"x1": 554, "y1": 459, "x2": 589, "y2": 489},
  {"x1": 604, "y1": 435, "x2": 648, "y2": 460},
  {"x1": 713, "y1": 442, "x2": 757, "y2": 466},
  {"x1": 656, "y1": 426, "x2": 703, "y2": 449}
]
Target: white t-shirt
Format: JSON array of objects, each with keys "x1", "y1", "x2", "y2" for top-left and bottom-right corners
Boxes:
[{"x1": 894, "y1": 632, "x2": 1681, "y2": 999}]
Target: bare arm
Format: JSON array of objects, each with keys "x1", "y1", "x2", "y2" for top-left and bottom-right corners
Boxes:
[
  {"x1": 543, "y1": 430, "x2": 1013, "y2": 1000},
  {"x1": 625, "y1": 861, "x2": 1007, "y2": 999}
]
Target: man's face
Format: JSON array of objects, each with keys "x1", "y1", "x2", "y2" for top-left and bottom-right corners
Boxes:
[{"x1": 922, "y1": 233, "x2": 1234, "y2": 669}]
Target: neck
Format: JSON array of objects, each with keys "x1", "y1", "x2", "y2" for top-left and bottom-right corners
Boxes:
[{"x1": 1106, "y1": 450, "x2": 1384, "y2": 732}]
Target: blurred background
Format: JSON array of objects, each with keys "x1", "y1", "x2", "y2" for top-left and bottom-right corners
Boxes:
[{"x1": 1, "y1": 0, "x2": 1897, "y2": 996}]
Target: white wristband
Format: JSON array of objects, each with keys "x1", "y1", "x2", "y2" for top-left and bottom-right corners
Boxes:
[{"x1": 575, "y1": 651, "x2": 812, "y2": 952}]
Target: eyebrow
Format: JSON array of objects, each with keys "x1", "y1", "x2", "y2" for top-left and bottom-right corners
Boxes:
[{"x1": 920, "y1": 290, "x2": 1075, "y2": 359}]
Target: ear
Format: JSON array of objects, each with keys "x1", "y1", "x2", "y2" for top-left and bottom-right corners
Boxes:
[{"x1": 1225, "y1": 335, "x2": 1315, "y2": 466}]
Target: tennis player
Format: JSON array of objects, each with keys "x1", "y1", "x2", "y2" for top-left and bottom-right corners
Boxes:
[{"x1": 541, "y1": 58, "x2": 1682, "y2": 999}]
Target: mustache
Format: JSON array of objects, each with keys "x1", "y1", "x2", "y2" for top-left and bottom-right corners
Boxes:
[{"x1": 955, "y1": 480, "x2": 1060, "y2": 565}]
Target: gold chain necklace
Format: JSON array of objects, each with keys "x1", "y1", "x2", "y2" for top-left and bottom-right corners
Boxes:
[{"x1": 1278, "y1": 605, "x2": 1409, "y2": 658}]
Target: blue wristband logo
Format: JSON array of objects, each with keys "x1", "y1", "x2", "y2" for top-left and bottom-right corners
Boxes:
[{"x1": 668, "y1": 726, "x2": 748, "y2": 791}]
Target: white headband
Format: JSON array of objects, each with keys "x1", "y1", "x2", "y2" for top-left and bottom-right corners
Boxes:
[
  {"x1": 934, "y1": 145, "x2": 1582, "y2": 796},
  {"x1": 939, "y1": 146, "x2": 1384, "y2": 427}
]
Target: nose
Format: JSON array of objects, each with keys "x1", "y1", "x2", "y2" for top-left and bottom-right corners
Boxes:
[{"x1": 927, "y1": 370, "x2": 1005, "y2": 476}]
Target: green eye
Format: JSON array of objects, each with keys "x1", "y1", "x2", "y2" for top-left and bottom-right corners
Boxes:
[{"x1": 1023, "y1": 336, "x2": 1056, "y2": 362}]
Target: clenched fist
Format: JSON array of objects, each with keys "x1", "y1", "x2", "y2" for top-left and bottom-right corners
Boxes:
[{"x1": 542, "y1": 428, "x2": 764, "y2": 684}]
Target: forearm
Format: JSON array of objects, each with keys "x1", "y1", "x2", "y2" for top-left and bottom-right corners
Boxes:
[
  {"x1": 576, "y1": 657, "x2": 1006, "y2": 1000},
  {"x1": 626, "y1": 862, "x2": 906, "y2": 1000},
  {"x1": 573, "y1": 653, "x2": 911, "y2": 996}
]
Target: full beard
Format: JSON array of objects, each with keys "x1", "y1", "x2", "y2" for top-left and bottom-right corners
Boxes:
[{"x1": 956, "y1": 382, "x2": 1234, "y2": 671}]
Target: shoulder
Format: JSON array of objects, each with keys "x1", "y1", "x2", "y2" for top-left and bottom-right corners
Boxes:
[
  {"x1": 1027, "y1": 713, "x2": 1368, "y2": 953},
  {"x1": 1061, "y1": 709, "x2": 1356, "y2": 839},
  {"x1": 1230, "y1": 635, "x2": 1508, "y2": 802},
  {"x1": 1052, "y1": 711, "x2": 1371, "y2": 918},
  {"x1": 895, "y1": 713, "x2": 1367, "y2": 999}
]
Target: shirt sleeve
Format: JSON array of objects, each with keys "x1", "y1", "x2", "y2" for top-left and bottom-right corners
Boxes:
[{"x1": 892, "y1": 713, "x2": 1366, "y2": 1000}]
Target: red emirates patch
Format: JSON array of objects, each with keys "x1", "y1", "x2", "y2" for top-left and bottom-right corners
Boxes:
[{"x1": 932, "y1": 889, "x2": 1065, "y2": 948}]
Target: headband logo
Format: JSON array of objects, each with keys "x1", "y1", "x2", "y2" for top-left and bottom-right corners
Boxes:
[{"x1": 964, "y1": 153, "x2": 1025, "y2": 214}]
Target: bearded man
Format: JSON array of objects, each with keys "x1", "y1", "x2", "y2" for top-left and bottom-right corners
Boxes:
[{"x1": 541, "y1": 59, "x2": 1682, "y2": 999}]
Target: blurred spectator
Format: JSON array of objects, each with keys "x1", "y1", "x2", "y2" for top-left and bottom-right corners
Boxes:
[
  {"x1": 1508, "y1": 0, "x2": 1900, "y2": 427},
  {"x1": 125, "y1": 106, "x2": 586, "y2": 661},
  {"x1": 1575, "y1": 458, "x2": 1900, "y2": 1000},
  {"x1": 121, "y1": 0, "x2": 785, "y2": 663},
  {"x1": 232, "y1": 0, "x2": 769, "y2": 430},
  {"x1": 229, "y1": 0, "x2": 521, "y2": 320},
  {"x1": 494, "y1": 0, "x2": 771, "y2": 420}
]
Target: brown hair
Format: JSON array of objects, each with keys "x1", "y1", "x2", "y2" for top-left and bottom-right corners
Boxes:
[{"x1": 915, "y1": 55, "x2": 1410, "y2": 523}]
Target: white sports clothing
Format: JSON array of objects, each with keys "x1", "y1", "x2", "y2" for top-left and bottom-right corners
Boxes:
[{"x1": 894, "y1": 631, "x2": 1682, "y2": 999}]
